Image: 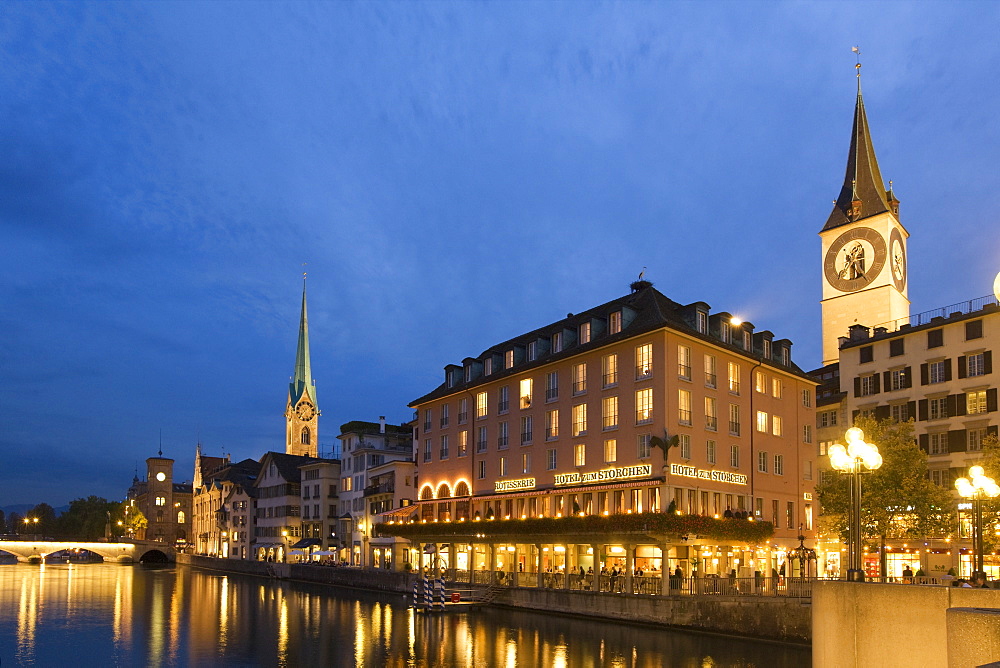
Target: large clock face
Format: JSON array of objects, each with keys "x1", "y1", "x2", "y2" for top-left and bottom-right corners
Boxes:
[
  {"x1": 824, "y1": 227, "x2": 888, "y2": 293},
  {"x1": 889, "y1": 227, "x2": 906, "y2": 291},
  {"x1": 155, "y1": 472, "x2": 166, "y2": 482},
  {"x1": 296, "y1": 402, "x2": 315, "y2": 421}
]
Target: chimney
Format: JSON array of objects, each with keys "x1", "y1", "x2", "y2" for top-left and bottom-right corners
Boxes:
[{"x1": 379, "y1": 416, "x2": 386, "y2": 434}]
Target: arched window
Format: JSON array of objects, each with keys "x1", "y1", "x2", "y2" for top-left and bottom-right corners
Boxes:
[
  {"x1": 437, "y1": 483, "x2": 452, "y2": 499},
  {"x1": 419, "y1": 485, "x2": 434, "y2": 500},
  {"x1": 155, "y1": 496, "x2": 166, "y2": 506},
  {"x1": 177, "y1": 510, "x2": 186, "y2": 524},
  {"x1": 301, "y1": 428, "x2": 311, "y2": 445},
  {"x1": 455, "y1": 481, "x2": 470, "y2": 497}
]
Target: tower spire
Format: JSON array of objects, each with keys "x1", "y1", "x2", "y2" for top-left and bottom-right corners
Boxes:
[
  {"x1": 822, "y1": 49, "x2": 894, "y2": 231},
  {"x1": 289, "y1": 274, "x2": 316, "y2": 407}
]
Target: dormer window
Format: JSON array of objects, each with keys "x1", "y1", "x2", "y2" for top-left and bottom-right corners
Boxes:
[
  {"x1": 721, "y1": 322, "x2": 731, "y2": 344},
  {"x1": 781, "y1": 347, "x2": 790, "y2": 366},
  {"x1": 552, "y1": 332, "x2": 563, "y2": 353},
  {"x1": 743, "y1": 330, "x2": 751, "y2": 351},
  {"x1": 484, "y1": 357, "x2": 493, "y2": 376},
  {"x1": 505, "y1": 350, "x2": 514, "y2": 369},
  {"x1": 609, "y1": 311, "x2": 622, "y2": 335},
  {"x1": 528, "y1": 341, "x2": 537, "y2": 361},
  {"x1": 465, "y1": 365, "x2": 472, "y2": 382},
  {"x1": 579, "y1": 322, "x2": 591, "y2": 344},
  {"x1": 696, "y1": 310, "x2": 708, "y2": 334},
  {"x1": 763, "y1": 339, "x2": 772, "y2": 359}
]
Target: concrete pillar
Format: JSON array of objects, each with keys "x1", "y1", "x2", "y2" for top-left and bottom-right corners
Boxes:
[
  {"x1": 448, "y1": 542, "x2": 455, "y2": 575},
  {"x1": 512, "y1": 544, "x2": 520, "y2": 587},
  {"x1": 565, "y1": 544, "x2": 572, "y2": 590},
  {"x1": 536, "y1": 543, "x2": 544, "y2": 588},
  {"x1": 660, "y1": 542, "x2": 671, "y2": 595},
  {"x1": 590, "y1": 544, "x2": 601, "y2": 591},
  {"x1": 488, "y1": 543, "x2": 496, "y2": 583},
  {"x1": 625, "y1": 544, "x2": 635, "y2": 594}
]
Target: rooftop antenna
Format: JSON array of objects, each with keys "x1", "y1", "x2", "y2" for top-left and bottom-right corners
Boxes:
[
  {"x1": 852, "y1": 46, "x2": 862, "y2": 92},
  {"x1": 158, "y1": 429, "x2": 163, "y2": 457}
]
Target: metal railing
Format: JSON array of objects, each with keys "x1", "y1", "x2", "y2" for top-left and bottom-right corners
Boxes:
[{"x1": 874, "y1": 294, "x2": 998, "y2": 333}]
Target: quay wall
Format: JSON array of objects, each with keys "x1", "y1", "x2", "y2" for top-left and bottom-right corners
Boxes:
[
  {"x1": 812, "y1": 580, "x2": 1000, "y2": 668},
  {"x1": 177, "y1": 555, "x2": 810, "y2": 643}
]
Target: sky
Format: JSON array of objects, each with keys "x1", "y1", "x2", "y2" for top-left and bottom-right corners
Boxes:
[{"x1": 2, "y1": 1, "x2": 999, "y2": 508}]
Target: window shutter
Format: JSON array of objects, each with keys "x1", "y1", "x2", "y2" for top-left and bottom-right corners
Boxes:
[
  {"x1": 853, "y1": 377, "x2": 861, "y2": 397},
  {"x1": 947, "y1": 394, "x2": 960, "y2": 418},
  {"x1": 955, "y1": 393, "x2": 967, "y2": 416},
  {"x1": 920, "y1": 364, "x2": 928, "y2": 385},
  {"x1": 944, "y1": 359, "x2": 953, "y2": 382},
  {"x1": 904, "y1": 367, "x2": 913, "y2": 388},
  {"x1": 985, "y1": 351, "x2": 993, "y2": 375},
  {"x1": 948, "y1": 430, "x2": 966, "y2": 453},
  {"x1": 918, "y1": 433, "x2": 929, "y2": 452},
  {"x1": 907, "y1": 401, "x2": 916, "y2": 419},
  {"x1": 883, "y1": 371, "x2": 891, "y2": 390},
  {"x1": 958, "y1": 356, "x2": 967, "y2": 379},
  {"x1": 851, "y1": 410, "x2": 860, "y2": 422},
  {"x1": 988, "y1": 388, "x2": 998, "y2": 413},
  {"x1": 872, "y1": 374, "x2": 881, "y2": 394},
  {"x1": 918, "y1": 400, "x2": 928, "y2": 421},
  {"x1": 874, "y1": 405, "x2": 890, "y2": 420},
  {"x1": 989, "y1": 425, "x2": 999, "y2": 440}
]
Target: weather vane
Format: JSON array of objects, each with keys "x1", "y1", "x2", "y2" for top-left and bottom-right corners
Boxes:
[{"x1": 302, "y1": 261, "x2": 307, "y2": 280}]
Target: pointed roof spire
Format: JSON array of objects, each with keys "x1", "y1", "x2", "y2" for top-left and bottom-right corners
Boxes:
[
  {"x1": 823, "y1": 50, "x2": 894, "y2": 231},
  {"x1": 289, "y1": 273, "x2": 316, "y2": 406}
]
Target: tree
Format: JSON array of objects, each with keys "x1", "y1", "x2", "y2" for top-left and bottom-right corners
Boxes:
[
  {"x1": 115, "y1": 502, "x2": 147, "y2": 539},
  {"x1": 29, "y1": 503, "x2": 58, "y2": 538},
  {"x1": 55, "y1": 496, "x2": 119, "y2": 540},
  {"x1": 968, "y1": 432, "x2": 1000, "y2": 552},
  {"x1": 8, "y1": 512, "x2": 22, "y2": 534},
  {"x1": 0, "y1": 509, "x2": 5, "y2": 534},
  {"x1": 816, "y1": 416, "x2": 954, "y2": 577}
]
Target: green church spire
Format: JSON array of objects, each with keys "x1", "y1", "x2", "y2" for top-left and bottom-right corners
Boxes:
[{"x1": 289, "y1": 277, "x2": 316, "y2": 407}]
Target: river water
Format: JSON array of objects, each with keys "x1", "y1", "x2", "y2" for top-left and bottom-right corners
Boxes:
[{"x1": 0, "y1": 563, "x2": 810, "y2": 667}]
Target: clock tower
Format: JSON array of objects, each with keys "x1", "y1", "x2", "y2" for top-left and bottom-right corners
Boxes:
[
  {"x1": 820, "y1": 65, "x2": 910, "y2": 365},
  {"x1": 286, "y1": 279, "x2": 319, "y2": 456}
]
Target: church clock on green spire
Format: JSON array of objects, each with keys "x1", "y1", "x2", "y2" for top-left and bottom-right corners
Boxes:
[
  {"x1": 286, "y1": 278, "x2": 319, "y2": 457},
  {"x1": 820, "y1": 59, "x2": 910, "y2": 365}
]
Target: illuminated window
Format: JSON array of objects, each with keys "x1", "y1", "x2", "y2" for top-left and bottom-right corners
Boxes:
[
  {"x1": 602, "y1": 354, "x2": 618, "y2": 387},
  {"x1": 579, "y1": 322, "x2": 591, "y2": 344},
  {"x1": 505, "y1": 350, "x2": 514, "y2": 369},
  {"x1": 609, "y1": 311, "x2": 622, "y2": 334},
  {"x1": 520, "y1": 378, "x2": 533, "y2": 409},
  {"x1": 704, "y1": 355, "x2": 717, "y2": 388},
  {"x1": 499, "y1": 457, "x2": 507, "y2": 476},
  {"x1": 476, "y1": 391, "x2": 488, "y2": 419},
  {"x1": 678, "y1": 345, "x2": 691, "y2": 380},
  {"x1": 545, "y1": 409, "x2": 559, "y2": 439},
  {"x1": 522, "y1": 453, "x2": 532, "y2": 474},
  {"x1": 772, "y1": 415, "x2": 782, "y2": 437},
  {"x1": 635, "y1": 388, "x2": 653, "y2": 424},
  {"x1": 756, "y1": 410, "x2": 768, "y2": 433},
  {"x1": 155, "y1": 496, "x2": 166, "y2": 506},
  {"x1": 678, "y1": 389, "x2": 691, "y2": 425},
  {"x1": 755, "y1": 371, "x2": 765, "y2": 393},
  {"x1": 635, "y1": 344, "x2": 653, "y2": 379},
  {"x1": 574, "y1": 443, "x2": 586, "y2": 467},
  {"x1": 572, "y1": 363, "x2": 587, "y2": 394},
  {"x1": 177, "y1": 511, "x2": 185, "y2": 524},
  {"x1": 705, "y1": 397, "x2": 717, "y2": 431},
  {"x1": 728, "y1": 362, "x2": 740, "y2": 394},
  {"x1": 604, "y1": 439, "x2": 617, "y2": 463},
  {"x1": 772, "y1": 378, "x2": 782, "y2": 398},
  {"x1": 301, "y1": 428, "x2": 311, "y2": 445},
  {"x1": 572, "y1": 404, "x2": 587, "y2": 436},
  {"x1": 458, "y1": 430, "x2": 468, "y2": 457},
  {"x1": 602, "y1": 396, "x2": 619, "y2": 430}
]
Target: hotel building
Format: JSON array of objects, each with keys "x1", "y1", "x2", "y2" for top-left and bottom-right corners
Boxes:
[{"x1": 406, "y1": 280, "x2": 817, "y2": 578}]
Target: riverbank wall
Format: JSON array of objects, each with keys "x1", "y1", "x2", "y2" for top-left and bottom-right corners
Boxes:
[{"x1": 177, "y1": 555, "x2": 810, "y2": 643}]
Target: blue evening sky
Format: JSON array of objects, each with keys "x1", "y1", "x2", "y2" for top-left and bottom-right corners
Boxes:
[{"x1": 2, "y1": 2, "x2": 999, "y2": 506}]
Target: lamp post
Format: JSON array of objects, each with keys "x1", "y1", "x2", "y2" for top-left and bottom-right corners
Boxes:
[
  {"x1": 955, "y1": 465, "x2": 1000, "y2": 578},
  {"x1": 828, "y1": 427, "x2": 883, "y2": 582}
]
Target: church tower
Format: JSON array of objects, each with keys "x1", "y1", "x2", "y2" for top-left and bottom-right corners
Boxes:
[
  {"x1": 285, "y1": 279, "x2": 319, "y2": 456},
  {"x1": 820, "y1": 61, "x2": 910, "y2": 365}
]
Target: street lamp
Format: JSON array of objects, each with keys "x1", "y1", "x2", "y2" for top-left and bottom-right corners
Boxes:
[
  {"x1": 955, "y1": 465, "x2": 1000, "y2": 578},
  {"x1": 828, "y1": 427, "x2": 883, "y2": 582}
]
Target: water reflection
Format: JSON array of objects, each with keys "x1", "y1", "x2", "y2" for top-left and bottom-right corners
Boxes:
[{"x1": 0, "y1": 564, "x2": 809, "y2": 667}]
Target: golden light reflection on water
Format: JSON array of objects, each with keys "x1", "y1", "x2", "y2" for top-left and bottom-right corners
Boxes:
[{"x1": 0, "y1": 564, "x2": 809, "y2": 667}]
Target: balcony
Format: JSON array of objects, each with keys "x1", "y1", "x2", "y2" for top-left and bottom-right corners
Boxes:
[{"x1": 364, "y1": 482, "x2": 395, "y2": 497}]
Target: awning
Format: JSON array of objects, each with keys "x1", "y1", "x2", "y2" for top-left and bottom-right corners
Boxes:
[
  {"x1": 379, "y1": 505, "x2": 418, "y2": 520},
  {"x1": 290, "y1": 538, "x2": 321, "y2": 549}
]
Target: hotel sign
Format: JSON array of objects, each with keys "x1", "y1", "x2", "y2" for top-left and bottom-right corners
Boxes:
[
  {"x1": 670, "y1": 464, "x2": 747, "y2": 486},
  {"x1": 553, "y1": 464, "x2": 652, "y2": 486},
  {"x1": 495, "y1": 478, "x2": 536, "y2": 492}
]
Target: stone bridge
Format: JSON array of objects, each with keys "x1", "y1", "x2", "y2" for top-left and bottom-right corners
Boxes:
[{"x1": 0, "y1": 539, "x2": 176, "y2": 563}]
